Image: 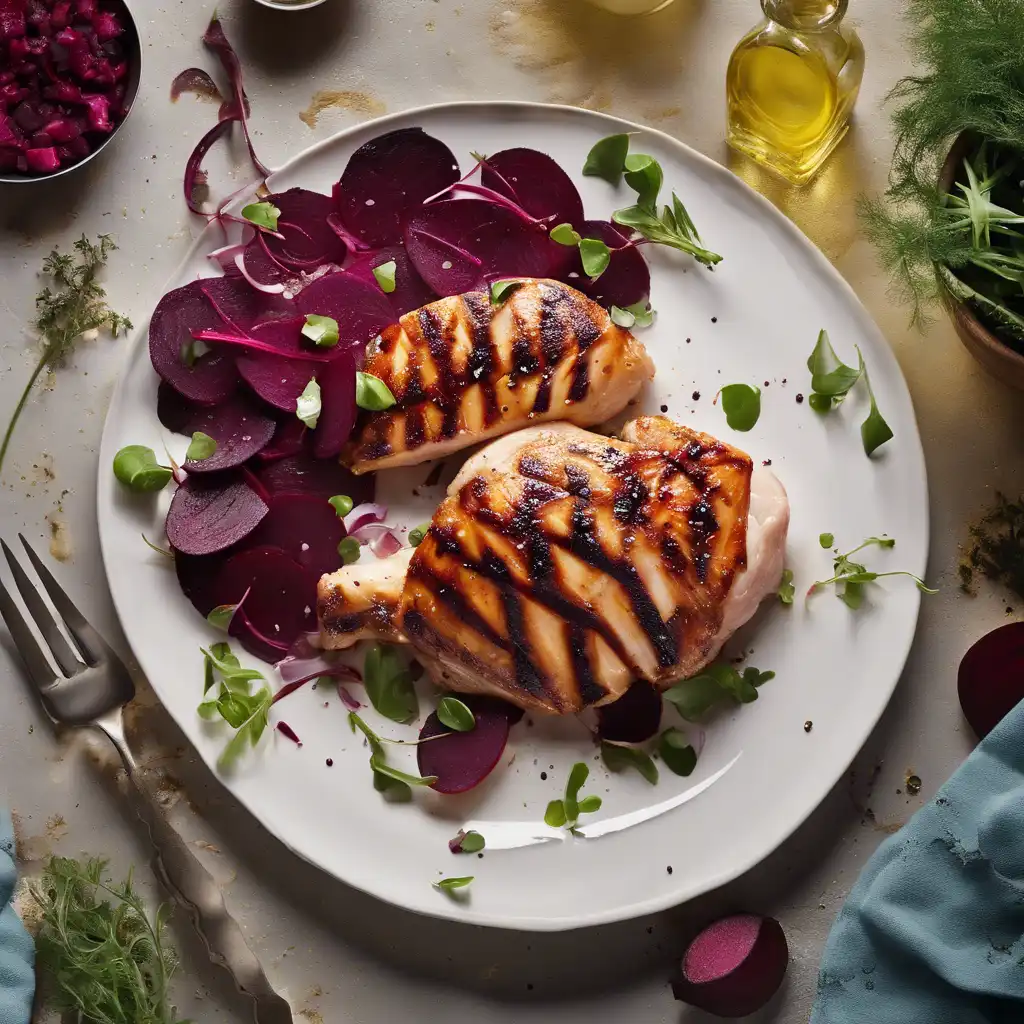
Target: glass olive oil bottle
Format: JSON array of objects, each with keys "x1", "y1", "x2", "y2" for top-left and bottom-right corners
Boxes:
[{"x1": 726, "y1": 0, "x2": 864, "y2": 185}]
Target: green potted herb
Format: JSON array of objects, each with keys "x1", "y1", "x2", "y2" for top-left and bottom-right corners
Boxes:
[{"x1": 863, "y1": 0, "x2": 1024, "y2": 388}]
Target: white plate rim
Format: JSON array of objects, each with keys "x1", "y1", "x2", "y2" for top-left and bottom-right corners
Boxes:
[{"x1": 97, "y1": 100, "x2": 929, "y2": 931}]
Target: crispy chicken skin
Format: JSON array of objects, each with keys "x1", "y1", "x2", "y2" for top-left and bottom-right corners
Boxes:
[
  {"x1": 319, "y1": 418, "x2": 790, "y2": 716},
  {"x1": 343, "y1": 279, "x2": 654, "y2": 474}
]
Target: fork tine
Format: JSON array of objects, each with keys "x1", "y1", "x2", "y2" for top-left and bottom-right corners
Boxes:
[
  {"x1": 1, "y1": 539, "x2": 84, "y2": 676},
  {"x1": 16, "y1": 535, "x2": 106, "y2": 667},
  {"x1": 0, "y1": 573, "x2": 58, "y2": 688}
]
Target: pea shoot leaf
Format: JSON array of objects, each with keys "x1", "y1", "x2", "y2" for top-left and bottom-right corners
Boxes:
[
  {"x1": 806, "y1": 329, "x2": 861, "y2": 399},
  {"x1": 550, "y1": 223, "x2": 582, "y2": 246},
  {"x1": 857, "y1": 351, "x2": 894, "y2": 455},
  {"x1": 241, "y1": 201, "x2": 280, "y2": 231},
  {"x1": 820, "y1": 532, "x2": 835, "y2": 548},
  {"x1": 612, "y1": 194, "x2": 722, "y2": 268},
  {"x1": 355, "y1": 371, "x2": 397, "y2": 411},
  {"x1": 777, "y1": 568, "x2": 795, "y2": 605},
  {"x1": 437, "y1": 696, "x2": 475, "y2": 732},
  {"x1": 659, "y1": 728, "x2": 698, "y2": 777},
  {"x1": 545, "y1": 761, "x2": 602, "y2": 829},
  {"x1": 302, "y1": 314, "x2": 339, "y2": 348},
  {"x1": 372, "y1": 259, "x2": 397, "y2": 294},
  {"x1": 449, "y1": 829, "x2": 486, "y2": 854},
  {"x1": 663, "y1": 662, "x2": 774, "y2": 720},
  {"x1": 624, "y1": 153, "x2": 663, "y2": 210},
  {"x1": 601, "y1": 740, "x2": 659, "y2": 785},
  {"x1": 433, "y1": 876, "x2": 473, "y2": 894},
  {"x1": 112, "y1": 446, "x2": 172, "y2": 493},
  {"x1": 579, "y1": 237, "x2": 612, "y2": 279},
  {"x1": 185, "y1": 431, "x2": 217, "y2": 461},
  {"x1": 809, "y1": 534, "x2": 936, "y2": 606},
  {"x1": 490, "y1": 279, "x2": 524, "y2": 305},
  {"x1": 363, "y1": 644, "x2": 419, "y2": 723},
  {"x1": 719, "y1": 383, "x2": 761, "y2": 431},
  {"x1": 582, "y1": 133, "x2": 631, "y2": 183},
  {"x1": 295, "y1": 378, "x2": 321, "y2": 429}
]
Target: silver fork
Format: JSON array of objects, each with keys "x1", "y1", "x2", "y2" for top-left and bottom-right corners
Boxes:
[{"x1": 0, "y1": 535, "x2": 293, "y2": 1024}]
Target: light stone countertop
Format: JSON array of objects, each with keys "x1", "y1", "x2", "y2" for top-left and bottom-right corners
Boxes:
[{"x1": 0, "y1": 1, "x2": 1020, "y2": 1021}]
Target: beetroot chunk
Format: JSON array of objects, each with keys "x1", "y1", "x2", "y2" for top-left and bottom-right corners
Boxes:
[
  {"x1": 236, "y1": 352, "x2": 320, "y2": 412},
  {"x1": 672, "y1": 915, "x2": 788, "y2": 1018},
  {"x1": 596, "y1": 681, "x2": 662, "y2": 743},
  {"x1": 165, "y1": 475, "x2": 268, "y2": 556},
  {"x1": 958, "y1": 622, "x2": 1024, "y2": 739},
  {"x1": 262, "y1": 187, "x2": 348, "y2": 271},
  {"x1": 417, "y1": 695, "x2": 513, "y2": 795},
  {"x1": 149, "y1": 280, "x2": 237, "y2": 405},
  {"x1": 481, "y1": 148, "x2": 585, "y2": 226},
  {"x1": 335, "y1": 127, "x2": 460, "y2": 247},
  {"x1": 566, "y1": 220, "x2": 650, "y2": 310},
  {"x1": 312, "y1": 349, "x2": 356, "y2": 459},
  {"x1": 175, "y1": 549, "x2": 227, "y2": 617},
  {"x1": 295, "y1": 271, "x2": 396, "y2": 350},
  {"x1": 248, "y1": 493, "x2": 345, "y2": 580},
  {"x1": 200, "y1": 275, "x2": 296, "y2": 335},
  {"x1": 256, "y1": 451, "x2": 373, "y2": 505},
  {"x1": 345, "y1": 245, "x2": 437, "y2": 318}
]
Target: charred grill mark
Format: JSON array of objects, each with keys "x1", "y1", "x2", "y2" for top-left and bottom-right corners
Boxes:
[
  {"x1": 463, "y1": 293, "x2": 500, "y2": 425},
  {"x1": 688, "y1": 496, "x2": 718, "y2": 583},
  {"x1": 568, "y1": 502, "x2": 678, "y2": 669},
  {"x1": 570, "y1": 625, "x2": 606, "y2": 706},
  {"x1": 518, "y1": 455, "x2": 546, "y2": 480},
  {"x1": 532, "y1": 289, "x2": 571, "y2": 416},
  {"x1": 418, "y1": 307, "x2": 461, "y2": 438},
  {"x1": 567, "y1": 355, "x2": 590, "y2": 403},
  {"x1": 567, "y1": 304, "x2": 601, "y2": 402},
  {"x1": 532, "y1": 374, "x2": 553, "y2": 416},
  {"x1": 408, "y1": 563, "x2": 508, "y2": 651},
  {"x1": 362, "y1": 439, "x2": 392, "y2": 461},
  {"x1": 613, "y1": 472, "x2": 647, "y2": 524},
  {"x1": 404, "y1": 405, "x2": 425, "y2": 449},
  {"x1": 564, "y1": 464, "x2": 592, "y2": 499}
]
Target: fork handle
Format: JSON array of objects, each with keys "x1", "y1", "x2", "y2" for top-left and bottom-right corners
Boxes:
[{"x1": 95, "y1": 711, "x2": 294, "y2": 1024}]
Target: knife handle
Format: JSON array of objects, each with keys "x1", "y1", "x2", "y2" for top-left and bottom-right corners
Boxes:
[{"x1": 96, "y1": 710, "x2": 294, "y2": 1024}]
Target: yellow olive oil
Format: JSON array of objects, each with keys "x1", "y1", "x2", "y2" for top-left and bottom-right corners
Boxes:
[{"x1": 726, "y1": 0, "x2": 864, "y2": 185}]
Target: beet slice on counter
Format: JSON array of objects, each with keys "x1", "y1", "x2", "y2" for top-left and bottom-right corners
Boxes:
[{"x1": 958, "y1": 622, "x2": 1024, "y2": 739}]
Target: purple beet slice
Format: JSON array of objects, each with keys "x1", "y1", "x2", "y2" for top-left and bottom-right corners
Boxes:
[
  {"x1": 237, "y1": 352, "x2": 321, "y2": 411},
  {"x1": 256, "y1": 451, "x2": 374, "y2": 504},
  {"x1": 958, "y1": 622, "x2": 1024, "y2": 739},
  {"x1": 417, "y1": 695, "x2": 512, "y2": 794},
  {"x1": 238, "y1": 235, "x2": 290, "y2": 292},
  {"x1": 403, "y1": 199, "x2": 561, "y2": 297},
  {"x1": 165, "y1": 475, "x2": 269, "y2": 556},
  {"x1": 156, "y1": 384, "x2": 276, "y2": 473},
  {"x1": 312, "y1": 349, "x2": 356, "y2": 459},
  {"x1": 335, "y1": 127, "x2": 460, "y2": 247},
  {"x1": 257, "y1": 418, "x2": 307, "y2": 462},
  {"x1": 262, "y1": 188, "x2": 348, "y2": 271},
  {"x1": 149, "y1": 280, "x2": 237, "y2": 404},
  {"x1": 214, "y1": 545, "x2": 318, "y2": 648},
  {"x1": 596, "y1": 680, "x2": 662, "y2": 743},
  {"x1": 566, "y1": 220, "x2": 651, "y2": 309},
  {"x1": 481, "y1": 148, "x2": 585, "y2": 226},
  {"x1": 248, "y1": 493, "x2": 345, "y2": 580},
  {"x1": 294, "y1": 271, "x2": 396, "y2": 349},
  {"x1": 672, "y1": 915, "x2": 788, "y2": 1018},
  {"x1": 200, "y1": 274, "x2": 296, "y2": 334},
  {"x1": 345, "y1": 245, "x2": 437, "y2": 317},
  {"x1": 175, "y1": 550, "x2": 228, "y2": 616},
  {"x1": 230, "y1": 609, "x2": 291, "y2": 664}
]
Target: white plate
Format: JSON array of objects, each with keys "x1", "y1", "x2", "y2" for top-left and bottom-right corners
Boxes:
[{"x1": 97, "y1": 102, "x2": 928, "y2": 930}]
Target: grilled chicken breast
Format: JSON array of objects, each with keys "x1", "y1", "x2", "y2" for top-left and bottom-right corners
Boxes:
[
  {"x1": 319, "y1": 418, "x2": 790, "y2": 715},
  {"x1": 344, "y1": 279, "x2": 654, "y2": 474}
]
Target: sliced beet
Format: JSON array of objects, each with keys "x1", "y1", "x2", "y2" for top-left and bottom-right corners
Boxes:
[
  {"x1": 481, "y1": 148, "x2": 585, "y2": 226},
  {"x1": 248, "y1": 493, "x2": 344, "y2": 580},
  {"x1": 214, "y1": 545, "x2": 318, "y2": 648},
  {"x1": 672, "y1": 915, "x2": 788, "y2": 1018},
  {"x1": 403, "y1": 199, "x2": 561, "y2": 297},
  {"x1": 258, "y1": 418, "x2": 307, "y2": 462},
  {"x1": 165, "y1": 475, "x2": 268, "y2": 556},
  {"x1": 417, "y1": 695, "x2": 512, "y2": 795},
  {"x1": 175, "y1": 550, "x2": 227, "y2": 617},
  {"x1": 238, "y1": 235, "x2": 290, "y2": 292},
  {"x1": 294, "y1": 271, "x2": 396, "y2": 350},
  {"x1": 156, "y1": 384, "x2": 276, "y2": 472},
  {"x1": 958, "y1": 623, "x2": 1024, "y2": 739},
  {"x1": 345, "y1": 245, "x2": 437, "y2": 317},
  {"x1": 237, "y1": 353, "x2": 321, "y2": 411},
  {"x1": 256, "y1": 451, "x2": 373, "y2": 504},
  {"x1": 312, "y1": 349, "x2": 356, "y2": 459},
  {"x1": 566, "y1": 220, "x2": 651, "y2": 309},
  {"x1": 596, "y1": 681, "x2": 662, "y2": 743},
  {"x1": 262, "y1": 188, "x2": 348, "y2": 271},
  {"x1": 200, "y1": 274, "x2": 296, "y2": 334},
  {"x1": 335, "y1": 127, "x2": 460, "y2": 247},
  {"x1": 148, "y1": 280, "x2": 237, "y2": 404}
]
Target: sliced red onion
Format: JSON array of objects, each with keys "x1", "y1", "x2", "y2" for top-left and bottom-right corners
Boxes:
[
  {"x1": 206, "y1": 241, "x2": 247, "y2": 272},
  {"x1": 338, "y1": 686, "x2": 362, "y2": 711},
  {"x1": 234, "y1": 252, "x2": 287, "y2": 295},
  {"x1": 341, "y1": 501, "x2": 388, "y2": 535},
  {"x1": 346, "y1": 521, "x2": 404, "y2": 558}
]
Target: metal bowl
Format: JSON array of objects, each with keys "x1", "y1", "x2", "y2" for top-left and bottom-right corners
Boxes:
[{"x1": 0, "y1": 0, "x2": 142, "y2": 185}]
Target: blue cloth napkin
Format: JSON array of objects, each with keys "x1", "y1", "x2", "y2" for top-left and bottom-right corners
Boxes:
[
  {"x1": 811, "y1": 698, "x2": 1024, "y2": 1023},
  {"x1": 0, "y1": 815, "x2": 34, "y2": 1024}
]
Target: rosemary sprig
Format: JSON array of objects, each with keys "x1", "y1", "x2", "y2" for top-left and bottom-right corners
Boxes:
[
  {"x1": 30, "y1": 855, "x2": 186, "y2": 1024},
  {"x1": 0, "y1": 235, "x2": 132, "y2": 476}
]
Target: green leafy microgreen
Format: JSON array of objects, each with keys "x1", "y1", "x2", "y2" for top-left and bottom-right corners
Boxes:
[
  {"x1": 363, "y1": 643, "x2": 419, "y2": 723},
  {"x1": 349, "y1": 711, "x2": 435, "y2": 799},
  {"x1": 858, "y1": 351, "x2": 894, "y2": 456},
  {"x1": 577, "y1": 795, "x2": 602, "y2": 813},
  {"x1": 544, "y1": 800, "x2": 567, "y2": 828},
  {"x1": 112, "y1": 446, "x2": 172, "y2": 493},
  {"x1": 820, "y1": 532, "x2": 835, "y2": 548},
  {"x1": 579, "y1": 237, "x2": 612, "y2": 279},
  {"x1": 355, "y1": 371, "x2": 397, "y2": 411},
  {"x1": 808, "y1": 392, "x2": 833, "y2": 414},
  {"x1": 718, "y1": 383, "x2": 761, "y2": 431},
  {"x1": 30, "y1": 855, "x2": 183, "y2": 1024},
  {"x1": 433, "y1": 876, "x2": 473, "y2": 894},
  {"x1": 777, "y1": 568, "x2": 795, "y2": 606},
  {"x1": 659, "y1": 728, "x2": 698, "y2": 777},
  {"x1": 185, "y1": 431, "x2": 216, "y2": 461},
  {"x1": 141, "y1": 533, "x2": 173, "y2": 558},
  {"x1": 490, "y1": 279, "x2": 524, "y2": 305},
  {"x1": 601, "y1": 740, "x2": 659, "y2": 785},
  {"x1": 329, "y1": 494, "x2": 354, "y2": 517},
  {"x1": 545, "y1": 761, "x2": 602, "y2": 830},
  {"x1": 623, "y1": 153, "x2": 663, "y2": 210},
  {"x1": 624, "y1": 299, "x2": 655, "y2": 327},
  {"x1": 663, "y1": 662, "x2": 775, "y2": 720},
  {"x1": 610, "y1": 305, "x2": 636, "y2": 328},
  {"x1": 197, "y1": 642, "x2": 272, "y2": 770},
  {"x1": 612, "y1": 194, "x2": 722, "y2": 268},
  {"x1": 206, "y1": 593, "x2": 246, "y2": 632},
  {"x1": 373, "y1": 768, "x2": 412, "y2": 803},
  {"x1": 372, "y1": 259, "x2": 397, "y2": 294},
  {"x1": 582, "y1": 132, "x2": 631, "y2": 184},
  {"x1": 301, "y1": 314, "x2": 339, "y2": 348},
  {"x1": 450, "y1": 829, "x2": 485, "y2": 854},
  {"x1": 337, "y1": 536, "x2": 361, "y2": 564},
  {"x1": 241, "y1": 201, "x2": 280, "y2": 231},
  {"x1": 369, "y1": 756, "x2": 437, "y2": 788},
  {"x1": 809, "y1": 534, "x2": 936, "y2": 605},
  {"x1": 550, "y1": 223, "x2": 582, "y2": 246},
  {"x1": 408, "y1": 522, "x2": 431, "y2": 547},
  {"x1": 295, "y1": 378, "x2": 321, "y2": 429},
  {"x1": 437, "y1": 696, "x2": 475, "y2": 732},
  {"x1": 348, "y1": 711, "x2": 385, "y2": 758}
]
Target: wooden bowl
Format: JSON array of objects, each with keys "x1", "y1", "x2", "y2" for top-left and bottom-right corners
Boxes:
[{"x1": 939, "y1": 134, "x2": 1024, "y2": 389}]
